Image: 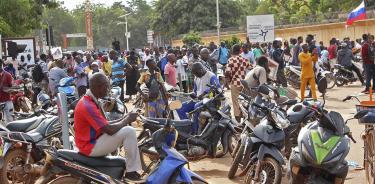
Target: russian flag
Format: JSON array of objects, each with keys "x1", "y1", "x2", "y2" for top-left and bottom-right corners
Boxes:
[{"x1": 347, "y1": 1, "x2": 366, "y2": 26}]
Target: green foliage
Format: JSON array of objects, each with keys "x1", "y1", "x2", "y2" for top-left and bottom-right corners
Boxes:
[
  {"x1": 222, "y1": 36, "x2": 242, "y2": 49},
  {"x1": 0, "y1": 0, "x2": 57, "y2": 37},
  {"x1": 182, "y1": 31, "x2": 202, "y2": 47},
  {"x1": 152, "y1": 0, "x2": 242, "y2": 37}
]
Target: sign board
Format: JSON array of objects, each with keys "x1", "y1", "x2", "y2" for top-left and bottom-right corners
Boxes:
[
  {"x1": 51, "y1": 47, "x2": 63, "y2": 59},
  {"x1": 147, "y1": 30, "x2": 154, "y2": 44},
  {"x1": 247, "y1": 14, "x2": 275, "y2": 42},
  {"x1": 125, "y1": 32, "x2": 131, "y2": 38},
  {"x1": 2, "y1": 37, "x2": 36, "y2": 64},
  {"x1": 66, "y1": 33, "x2": 86, "y2": 38}
]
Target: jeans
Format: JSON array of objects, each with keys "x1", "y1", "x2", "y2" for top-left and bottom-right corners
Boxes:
[
  {"x1": 176, "y1": 101, "x2": 203, "y2": 134},
  {"x1": 364, "y1": 64, "x2": 375, "y2": 90},
  {"x1": 1, "y1": 101, "x2": 14, "y2": 124},
  {"x1": 89, "y1": 126, "x2": 141, "y2": 172}
]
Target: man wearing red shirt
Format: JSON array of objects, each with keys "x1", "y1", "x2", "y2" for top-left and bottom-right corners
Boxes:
[
  {"x1": 74, "y1": 73, "x2": 142, "y2": 182},
  {"x1": 0, "y1": 59, "x2": 14, "y2": 123},
  {"x1": 328, "y1": 39, "x2": 337, "y2": 69},
  {"x1": 361, "y1": 34, "x2": 375, "y2": 93}
]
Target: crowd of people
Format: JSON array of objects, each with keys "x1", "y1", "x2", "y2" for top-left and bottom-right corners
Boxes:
[{"x1": 2, "y1": 33, "x2": 375, "y2": 181}]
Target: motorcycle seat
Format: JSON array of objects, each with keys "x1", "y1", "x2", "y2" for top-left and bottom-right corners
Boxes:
[
  {"x1": 6, "y1": 116, "x2": 44, "y2": 132},
  {"x1": 146, "y1": 118, "x2": 193, "y2": 128},
  {"x1": 57, "y1": 149, "x2": 126, "y2": 168}
]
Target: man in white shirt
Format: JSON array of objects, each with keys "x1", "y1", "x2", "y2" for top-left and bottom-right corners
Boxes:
[
  {"x1": 142, "y1": 48, "x2": 152, "y2": 70},
  {"x1": 241, "y1": 44, "x2": 255, "y2": 65}
]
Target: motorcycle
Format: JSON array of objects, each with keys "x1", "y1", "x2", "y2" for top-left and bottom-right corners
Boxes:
[
  {"x1": 0, "y1": 110, "x2": 61, "y2": 184},
  {"x1": 285, "y1": 65, "x2": 302, "y2": 89},
  {"x1": 228, "y1": 85, "x2": 295, "y2": 180},
  {"x1": 12, "y1": 79, "x2": 33, "y2": 113},
  {"x1": 333, "y1": 61, "x2": 364, "y2": 87},
  {"x1": 138, "y1": 87, "x2": 238, "y2": 172},
  {"x1": 57, "y1": 77, "x2": 77, "y2": 105},
  {"x1": 232, "y1": 90, "x2": 290, "y2": 184},
  {"x1": 288, "y1": 85, "x2": 366, "y2": 184},
  {"x1": 34, "y1": 127, "x2": 207, "y2": 184}
]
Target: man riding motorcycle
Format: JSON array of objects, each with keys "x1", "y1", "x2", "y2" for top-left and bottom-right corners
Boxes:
[
  {"x1": 337, "y1": 42, "x2": 365, "y2": 85},
  {"x1": 176, "y1": 62, "x2": 221, "y2": 135},
  {"x1": 74, "y1": 73, "x2": 142, "y2": 182}
]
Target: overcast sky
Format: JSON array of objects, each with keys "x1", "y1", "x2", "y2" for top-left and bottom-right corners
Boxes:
[{"x1": 58, "y1": 0, "x2": 124, "y2": 10}]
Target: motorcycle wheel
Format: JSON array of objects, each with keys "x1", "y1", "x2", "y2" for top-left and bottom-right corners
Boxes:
[
  {"x1": 0, "y1": 149, "x2": 35, "y2": 184},
  {"x1": 20, "y1": 98, "x2": 30, "y2": 113},
  {"x1": 244, "y1": 157, "x2": 282, "y2": 184},
  {"x1": 216, "y1": 131, "x2": 232, "y2": 158},
  {"x1": 334, "y1": 73, "x2": 346, "y2": 87},
  {"x1": 325, "y1": 73, "x2": 336, "y2": 89},
  {"x1": 139, "y1": 146, "x2": 159, "y2": 174},
  {"x1": 228, "y1": 144, "x2": 245, "y2": 179},
  {"x1": 48, "y1": 175, "x2": 80, "y2": 184}
]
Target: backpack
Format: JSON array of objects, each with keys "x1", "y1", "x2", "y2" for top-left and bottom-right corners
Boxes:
[{"x1": 32, "y1": 64, "x2": 44, "y2": 83}]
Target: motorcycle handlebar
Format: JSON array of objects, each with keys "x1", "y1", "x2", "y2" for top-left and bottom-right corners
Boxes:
[{"x1": 347, "y1": 133, "x2": 356, "y2": 143}]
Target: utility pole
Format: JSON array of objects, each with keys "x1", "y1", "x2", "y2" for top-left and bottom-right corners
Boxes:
[
  {"x1": 216, "y1": 0, "x2": 220, "y2": 44},
  {"x1": 125, "y1": 14, "x2": 129, "y2": 51}
]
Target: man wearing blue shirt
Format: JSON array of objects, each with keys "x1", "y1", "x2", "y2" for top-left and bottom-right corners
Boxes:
[{"x1": 109, "y1": 50, "x2": 132, "y2": 102}]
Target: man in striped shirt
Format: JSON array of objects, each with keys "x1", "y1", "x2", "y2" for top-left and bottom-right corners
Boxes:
[{"x1": 109, "y1": 50, "x2": 132, "y2": 102}]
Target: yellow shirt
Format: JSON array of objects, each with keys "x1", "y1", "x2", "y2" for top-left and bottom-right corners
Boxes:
[
  {"x1": 299, "y1": 52, "x2": 317, "y2": 78},
  {"x1": 102, "y1": 60, "x2": 113, "y2": 77}
]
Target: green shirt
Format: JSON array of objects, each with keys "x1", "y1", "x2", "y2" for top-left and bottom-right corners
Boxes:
[{"x1": 253, "y1": 48, "x2": 263, "y2": 59}]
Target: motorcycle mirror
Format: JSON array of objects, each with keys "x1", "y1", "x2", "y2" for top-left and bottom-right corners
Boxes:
[
  {"x1": 168, "y1": 100, "x2": 182, "y2": 111},
  {"x1": 354, "y1": 110, "x2": 369, "y2": 119},
  {"x1": 258, "y1": 85, "x2": 269, "y2": 96},
  {"x1": 318, "y1": 77, "x2": 328, "y2": 95}
]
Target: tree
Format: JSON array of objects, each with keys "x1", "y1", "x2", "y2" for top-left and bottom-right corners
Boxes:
[
  {"x1": 0, "y1": 0, "x2": 57, "y2": 37},
  {"x1": 152, "y1": 0, "x2": 242, "y2": 37},
  {"x1": 182, "y1": 31, "x2": 202, "y2": 47}
]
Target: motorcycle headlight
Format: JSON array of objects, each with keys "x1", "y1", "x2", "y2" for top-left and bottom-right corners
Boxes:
[{"x1": 271, "y1": 109, "x2": 290, "y2": 129}]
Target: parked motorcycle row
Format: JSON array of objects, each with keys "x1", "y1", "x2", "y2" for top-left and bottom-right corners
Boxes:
[
  {"x1": 285, "y1": 59, "x2": 364, "y2": 90},
  {"x1": 227, "y1": 77, "x2": 370, "y2": 184}
]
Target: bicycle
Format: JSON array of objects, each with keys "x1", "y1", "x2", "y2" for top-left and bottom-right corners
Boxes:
[{"x1": 343, "y1": 95, "x2": 375, "y2": 184}]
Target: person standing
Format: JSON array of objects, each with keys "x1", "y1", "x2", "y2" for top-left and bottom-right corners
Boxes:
[
  {"x1": 0, "y1": 59, "x2": 14, "y2": 123},
  {"x1": 142, "y1": 48, "x2": 152, "y2": 70},
  {"x1": 225, "y1": 44, "x2": 252, "y2": 122},
  {"x1": 109, "y1": 50, "x2": 132, "y2": 102},
  {"x1": 299, "y1": 44, "x2": 318, "y2": 101},
  {"x1": 361, "y1": 34, "x2": 375, "y2": 93},
  {"x1": 164, "y1": 53, "x2": 177, "y2": 87},
  {"x1": 48, "y1": 59, "x2": 68, "y2": 97},
  {"x1": 328, "y1": 38, "x2": 338, "y2": 69},
  {"x1": 199, "y1": 48, "x2": 214, "y2": 73},
  {"x1": 74, "y1": 56, "x2": 88, "y2": 97},
  {"x1": 241, "y1": 43, "x2": 255, "y2": 65},
  {"x1": 253, "y1": 42, "x2": 263, "y2": 60},
  {"x1": 175, "y1": 50, "x2": 188, "y2": 92},
  {"x1": 126, "y1": 50, "x2": 140, "y2": 100},
  {"x1": 218, "y1": 42, "x2": 229, "y2": 66},
  {"x1": 101, "y1": 55, "x2": 112, "y2": 77},
  {"x1": 272, "y1": 40, "x2": 288, "y2": 87},
  {"x1": 291, "y1": 36, "x2": 303, "y2": 66}
]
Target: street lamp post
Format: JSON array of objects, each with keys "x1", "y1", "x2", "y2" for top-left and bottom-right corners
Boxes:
[
  {"x1": 119, "y1": 13, "x2": 131, "y2": 51},
  {"x1": 216, "y1": 0, "x2": 220, "y2": 44}
]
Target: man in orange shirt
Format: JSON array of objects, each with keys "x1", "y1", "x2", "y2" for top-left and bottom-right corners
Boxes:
[{"x1": 299, "y1": 44, "x2": 318, "y2": 101}]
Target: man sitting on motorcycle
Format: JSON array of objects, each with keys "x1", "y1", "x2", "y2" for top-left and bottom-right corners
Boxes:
[
  {"x1": 74, "y1": 73, "x2": 143, "y2": 182},
  {"x1": 176, "y1": 62, "x2": 221, "y2": 134},
  {"x1": 337, "y1": 42, "x2": 365, "y2": 86}
]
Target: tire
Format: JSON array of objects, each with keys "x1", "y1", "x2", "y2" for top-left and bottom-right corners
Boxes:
[
  {"x1": 48, "y1": 175, "x2": 80, "y2": 184},
  {"x1": 244, "y1": 157, "x2": 282, "y2": 184},
  {"x1": 139, "y1": 146, "x2": 159, "y2": 174},
  {"x1": 228, "y1": 132, "x2": 239, "y2": 156},
  {"x1": 215, "y1": 133, "x2": 230, "y2": 158},
  {"x1": 0, "y1": 149, "x2": 35, "y2": 184},
  {"x1": 325, "y1": 73, "x2": 336, "y2": 89},
  {"x1": 334, "y1": 73, "x2": 345, "y2": 87},
  {"x1": 228, "y1": 144, "x2": 245, "y2": 179},
  {"x1": 364, "y1": 129, "x2": 375, "y2": 184}
]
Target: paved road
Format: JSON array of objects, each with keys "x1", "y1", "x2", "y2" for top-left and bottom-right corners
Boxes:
[{"x1": 185, "y1": 84, "x2": 369, "y2": 184}]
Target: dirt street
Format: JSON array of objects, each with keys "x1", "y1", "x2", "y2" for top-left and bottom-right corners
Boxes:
[{"x1": 185, "y1": 84, "x2": 369, "y2": 184}]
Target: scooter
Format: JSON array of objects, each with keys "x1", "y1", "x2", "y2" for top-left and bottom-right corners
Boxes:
[
  {"x1": 333, "y1": 61, "x2": 364, "y2": 87},
  {"x1": 57, "y1": 77, "x2": 77, "y2": 105},
  {"x1": 288, "y1": 79, "x2": 363, "y2": 184},
  {"x1": 285, "y1": 64, "x2": 302, "y2": 89}
]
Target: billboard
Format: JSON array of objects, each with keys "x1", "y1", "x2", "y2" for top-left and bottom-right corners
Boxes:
[
  {"x1": 2, "y1": 37, "x2": 36, "y2": 64},
  {"x1": 246, "y1": 15, "x2": 275, "y2": 43}
]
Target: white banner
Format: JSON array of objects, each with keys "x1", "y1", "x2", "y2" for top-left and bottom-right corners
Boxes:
[
  {"x1": 247, "y1": 15, "x2": 275, "y2": 43},
  {"x1": 51, "y1": 47, "x2": 63, "y2": 59},
  {"x1": 66, "y1": 33, "x2": 86, "y2": 38}
]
